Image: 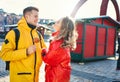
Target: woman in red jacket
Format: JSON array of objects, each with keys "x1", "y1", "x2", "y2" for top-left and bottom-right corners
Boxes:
[{"x1": 42, "y1": 17, "x2": 78, "y2": 82}]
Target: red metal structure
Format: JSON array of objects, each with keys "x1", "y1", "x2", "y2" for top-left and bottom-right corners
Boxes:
[
  {"x1": 71, "y1": 0, "x2": 120, "y2": 22},
  {"x1": 100, "y1": 0, "x2": 120, "y2": 22}
]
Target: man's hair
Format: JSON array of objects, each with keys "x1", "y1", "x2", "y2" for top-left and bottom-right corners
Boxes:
[{"x1": 23, "y1": 6, "x2": 39, "y2": 16}]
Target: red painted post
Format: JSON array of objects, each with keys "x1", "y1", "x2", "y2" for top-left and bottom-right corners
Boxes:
[{"x1": 100, "y1": 0, "x2": 109, "y2": 15}]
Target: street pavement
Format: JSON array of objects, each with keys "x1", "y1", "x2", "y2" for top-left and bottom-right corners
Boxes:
[
  {"x1": 0, "y1": 58, "x2": 119, "y2": 82},
  {"x1": 0, "y1": 40, "x2": 120, "y2": 82},
  {"x1": 71, "y1": 58, "x2": 119, "y2": 82}
]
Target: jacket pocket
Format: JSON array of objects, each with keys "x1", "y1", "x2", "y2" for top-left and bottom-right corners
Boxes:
[{"x1": 17, "y1": 72, "x2": 32, "y2": 75}]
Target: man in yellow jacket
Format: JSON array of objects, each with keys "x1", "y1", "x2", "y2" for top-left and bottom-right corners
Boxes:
[{"x1": 0, "y1": 6, "x2": 46, "y2": 82}]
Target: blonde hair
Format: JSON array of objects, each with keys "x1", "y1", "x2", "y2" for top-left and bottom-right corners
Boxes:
[{"x1": 55, "y1": 16, "x2": 78, "y2": 50}]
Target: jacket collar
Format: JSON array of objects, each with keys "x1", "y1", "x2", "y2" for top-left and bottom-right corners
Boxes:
[
  {"x1": 17, "y1": 16, "x2": 36, "y2": 31},
  {"x1": 27, "y1": 23, "x2": 36, "y2": 30},
  {"x1": 52, "y1": 31, "x2": 59, "y2": 37}
]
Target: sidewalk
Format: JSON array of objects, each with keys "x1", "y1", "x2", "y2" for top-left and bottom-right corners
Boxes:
[
  {"x1": 71, "y1": 57, "x2": 120, "y2": 82},
  {"x1": 0, "y1": 57, "x2": 120, "y2": 82}
]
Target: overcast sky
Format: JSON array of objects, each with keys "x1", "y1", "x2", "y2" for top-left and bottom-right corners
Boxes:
[{"x1": 0, "y1": 0, "x2": 120, "y2": 20}]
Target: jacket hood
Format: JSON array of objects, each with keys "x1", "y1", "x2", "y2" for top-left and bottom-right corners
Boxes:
[{"x1": 17, "y1": 16, "x2": 35, "y2": 31}]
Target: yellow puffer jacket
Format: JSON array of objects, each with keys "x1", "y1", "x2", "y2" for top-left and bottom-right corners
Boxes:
[{"x1": 0, "y1": 17, "x2": 46, "y2": 82}]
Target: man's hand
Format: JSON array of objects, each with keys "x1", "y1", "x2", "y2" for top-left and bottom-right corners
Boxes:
[{"x1": 27, "y1": 45, "x2": 36, "y2": 55}]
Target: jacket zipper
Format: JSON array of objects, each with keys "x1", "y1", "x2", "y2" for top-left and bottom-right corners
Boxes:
[{"x1": 30, "y1": 30, "x2": 37, "y2": 82}]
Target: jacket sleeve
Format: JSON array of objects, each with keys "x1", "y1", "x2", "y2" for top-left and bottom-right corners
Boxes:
[
  {"x1": 42, "y1": 47, "x2": 67, "y2": 66},
  {"x1": 0, "y1": 30, "x2": 27, "y2": 61}
]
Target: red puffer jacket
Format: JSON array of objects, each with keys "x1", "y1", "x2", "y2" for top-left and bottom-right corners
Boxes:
[{"x1": 42, "y1": 33, "x2": 71, "y2": 82}]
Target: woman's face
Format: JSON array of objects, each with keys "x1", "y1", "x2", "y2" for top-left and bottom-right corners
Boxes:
[{"x1": 53, "y1": 19, "x2": 62, "y2": 31}]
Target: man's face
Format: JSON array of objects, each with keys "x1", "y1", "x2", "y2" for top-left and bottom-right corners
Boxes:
[{"x1": 25, "y1": 10, "x2": 39, "y2": 26}]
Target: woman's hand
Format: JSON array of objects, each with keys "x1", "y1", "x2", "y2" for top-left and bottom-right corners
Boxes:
[{"x1": 42, "y1": 48, "x2": 47, "y2": 56}]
